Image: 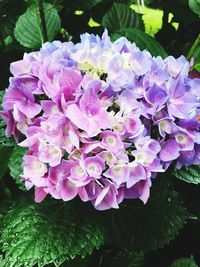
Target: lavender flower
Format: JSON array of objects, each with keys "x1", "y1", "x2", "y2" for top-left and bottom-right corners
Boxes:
[{"x1": 1, "y1": 30, "x2": 200, "y2": 210}]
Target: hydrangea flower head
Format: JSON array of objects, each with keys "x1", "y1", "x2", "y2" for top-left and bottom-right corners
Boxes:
[{"x1": 1, "y1": 30, "x2": 200, "y2": 210}]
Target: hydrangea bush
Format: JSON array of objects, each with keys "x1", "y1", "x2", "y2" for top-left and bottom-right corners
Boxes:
[
  {"x1": 1, "y1": 1, "x2": 200, "y2": 266},
  {"x1": 1, "y1": 31, "x2": 200, "y2": 211}
]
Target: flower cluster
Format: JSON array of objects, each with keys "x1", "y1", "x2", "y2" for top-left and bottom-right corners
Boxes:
[{"x1": 1, "y1": 31, "x2": 200, "y2": 210}]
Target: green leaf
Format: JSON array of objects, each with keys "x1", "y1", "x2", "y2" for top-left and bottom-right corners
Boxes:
[
  {"x1": 189, "y1": 0, "x2": 200, "y2": 16},
  {"x1": 112, "y1": 28, "x2": 167, "y2": 58},
  {"x1": 173, "y1": 165, "x2": 200, "y2": 184},
  {"x1": 101, "y1": 177, "x2": 189, "y2": 251},
  {"x1": 8, "y1": 146, "x2": 26, "y2": 190},
  {"x1": 102, "y1": 3, "x2": 144, "y2": 32},
  {"x1": 14, "y1": 3, "x2": 61, "y2": 49},
  {"x1": 0, "y1": 90, "x2": 4, "y2": 104},
  {"x1": 111, "y1": 250, "x2": 144, "y2": 267},
  {"x1": 0, "y1": 146, "x2": 13, "y2": 179},
  {"x1": 170, "y1": 257, "x2": 198, "y2": 267},
  {"x1": 0, "y1": 127, "x2": 16, "y2": 147},
  {"x1": 0, "y1": 198, "x2": 105, "y2": 267}
]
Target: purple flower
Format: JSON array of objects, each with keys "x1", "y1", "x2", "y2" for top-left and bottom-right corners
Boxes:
[
  {"x1": 1, "y1": 30, "x2": 200, "y2": 210},
  {"x1": 129, "y1": 51, "x2": 152, "y2": 76},
  {"x1": 101, "y1": 130, "x2": 123, "y2": 153},
  {"x1": 144, "y1": 83, "x2": 168, "y2": 115},
  {"x1": 92, "y1": 179, "x2": 120, "y2": 210},
  {"x1": 0, "y1": 110, "x2": 18, "y2": 138},
  {"x1": 124, "y1": 178, "x2": 152, "y2": 204},
  {"x1": 174, "y1": 130, "x2": 194, "y2": 151},
  {"x1": 3, "y1": 85, "x2": 41, "y2": 118},
  {"x1": 47, "y1": 162, "x2": 83, "y2": 201},
  {"x1": 160, "y1": 139, "x2": 180, "y2": 162},
  {"x1": 104, "y1": 162, "x2": 130, "y2": 185},
  {"x1": 118, "y1": 89, "x2": 140, "y2": 115},
  {"x1": 65, "y1": 81, "x2": 109, "y2": 136},
  {"x1": 126, "y1": 163, "x2": 146, "y2": 188},
  {"x1": 167, "y1": 77, "x2": 199, "y2": 119},
  {"x1": 165, "y1": 55, "x2": 189, "y2": 77},
  {"x1": 154, "y1": 117, "x2": 175, "y2": 137},
  {"x1": 38, "y1": 144, "x2": 63, "y2": 167},
  {"x1": 23, "y1": 155, "x2": 47, "y2": 178},
  {"x1": 85, "y1": 156, "x2": 105, "y2": 178}
]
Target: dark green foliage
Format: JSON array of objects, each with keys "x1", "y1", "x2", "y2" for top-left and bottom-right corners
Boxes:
[
  {"x1": 101, "y1": 177, "x2": 189, "y2": 251},
  {"x1": 170, "y1": 257, "x2": 198, "y2": 267},
  {"x1": 0, "y1": 198, "x2": 105, "y2": 267},
  {"x1": 111, "y1": 250, "x2": 144, "y2": 267},
  {"x1": 0, "y1": 146, "x2": 13, "y2": 179},
  {"x1": 102, "y1": 3, "x2": 144, "y2": 32},
  {"x1": 0, "y1": 90, "x2": 4, "y2": 104},
  {"x1": 0, "y1": 126, "x2": 16, "y2": 146},
  {"x1": 187, "y1": 34, "x2": 200, "y2": 71},
  {"x1": 189, "y1": 0, "x2": 200, "y2": 16},
  {"x1": 14, "y1": 3, "x2": 61, "y2": 48},
  {"x1": 0, "y1": 0, "x2": 200, "y2": 266},
  {"x1": 173, "y1": 165, "x2": 200, "y2": 184},
  {"x1": 8, "y1": 146, "x2": 26, "y2": 190}
]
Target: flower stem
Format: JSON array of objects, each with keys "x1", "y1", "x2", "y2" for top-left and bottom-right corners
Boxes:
[
  {"x1": 187, "y1": 34, "x2": 200, "y2": 60},
  {"x1": 37, "y1": 0, "x2": 48, "y2": 43}
]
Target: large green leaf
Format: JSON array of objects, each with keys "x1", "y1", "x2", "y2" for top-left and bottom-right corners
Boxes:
[
  {"x1": 100, "y1": 177, "x2": 189, "y2": 251},
  {"x1": 173, "y1": 165, "x2": 200, "y2": 184},
  {"x1": 170, "y1": 257, "x2": 198, "y2": 267},
  {"x1": 189, "y1": 0, "x2": 200, "y2": 16},
  {"x1": 102, "y1": 3, "x2": 144, "y2": 32},
  {"x1": 14, "y1": 3, "x2": 61, "y2": 49},
  {"x1": 111, "y1": 250, "x2": 144, "y2": 267},
  {"x1": 8, "y1": 146, "x2": 26, "y2": 190},
  {"x1": 112, "y1": 28, "x2": 167, "y2": 58},
  {"x1": 0, "y1": 198, "x2": 105, "y2": 267}
]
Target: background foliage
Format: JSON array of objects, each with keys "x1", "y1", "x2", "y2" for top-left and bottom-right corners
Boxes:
[{"x1": 0, "y1": 0, "x2": 200, "y2": 266}]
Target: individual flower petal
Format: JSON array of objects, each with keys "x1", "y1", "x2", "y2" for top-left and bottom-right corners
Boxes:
[
  {"x1": 61, "y1": 179, "x2": 78, "y2": 201},
  {"x1": 160, "y1": 139, "x2": 180, "y2": 162},
  {"x1": 35, "y1": 187, "x2": 47, "y2": 203}
]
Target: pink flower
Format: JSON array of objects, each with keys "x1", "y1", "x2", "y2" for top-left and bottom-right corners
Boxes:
[
  {"x1": 2, "y1": 31, "x2": 200, "y2": 210},
  {"x1": 85, "y1": 156, "x2": 105, "y2": 178},
  {"x1": 92, "y1": 179, "x2": 121, "y2": 211},
  {"x1": 23, "y1": 155, "x2": 47, "y2": 178},
  {"x1": 65, "y1": 81, "x2": 109, "y2": 136},
  {"x1": 48, "y1": 162, "x2": 77, "y2": 200},
  {"x1": 101, "y1": 130, "x2": 123, "y2": 153}
]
